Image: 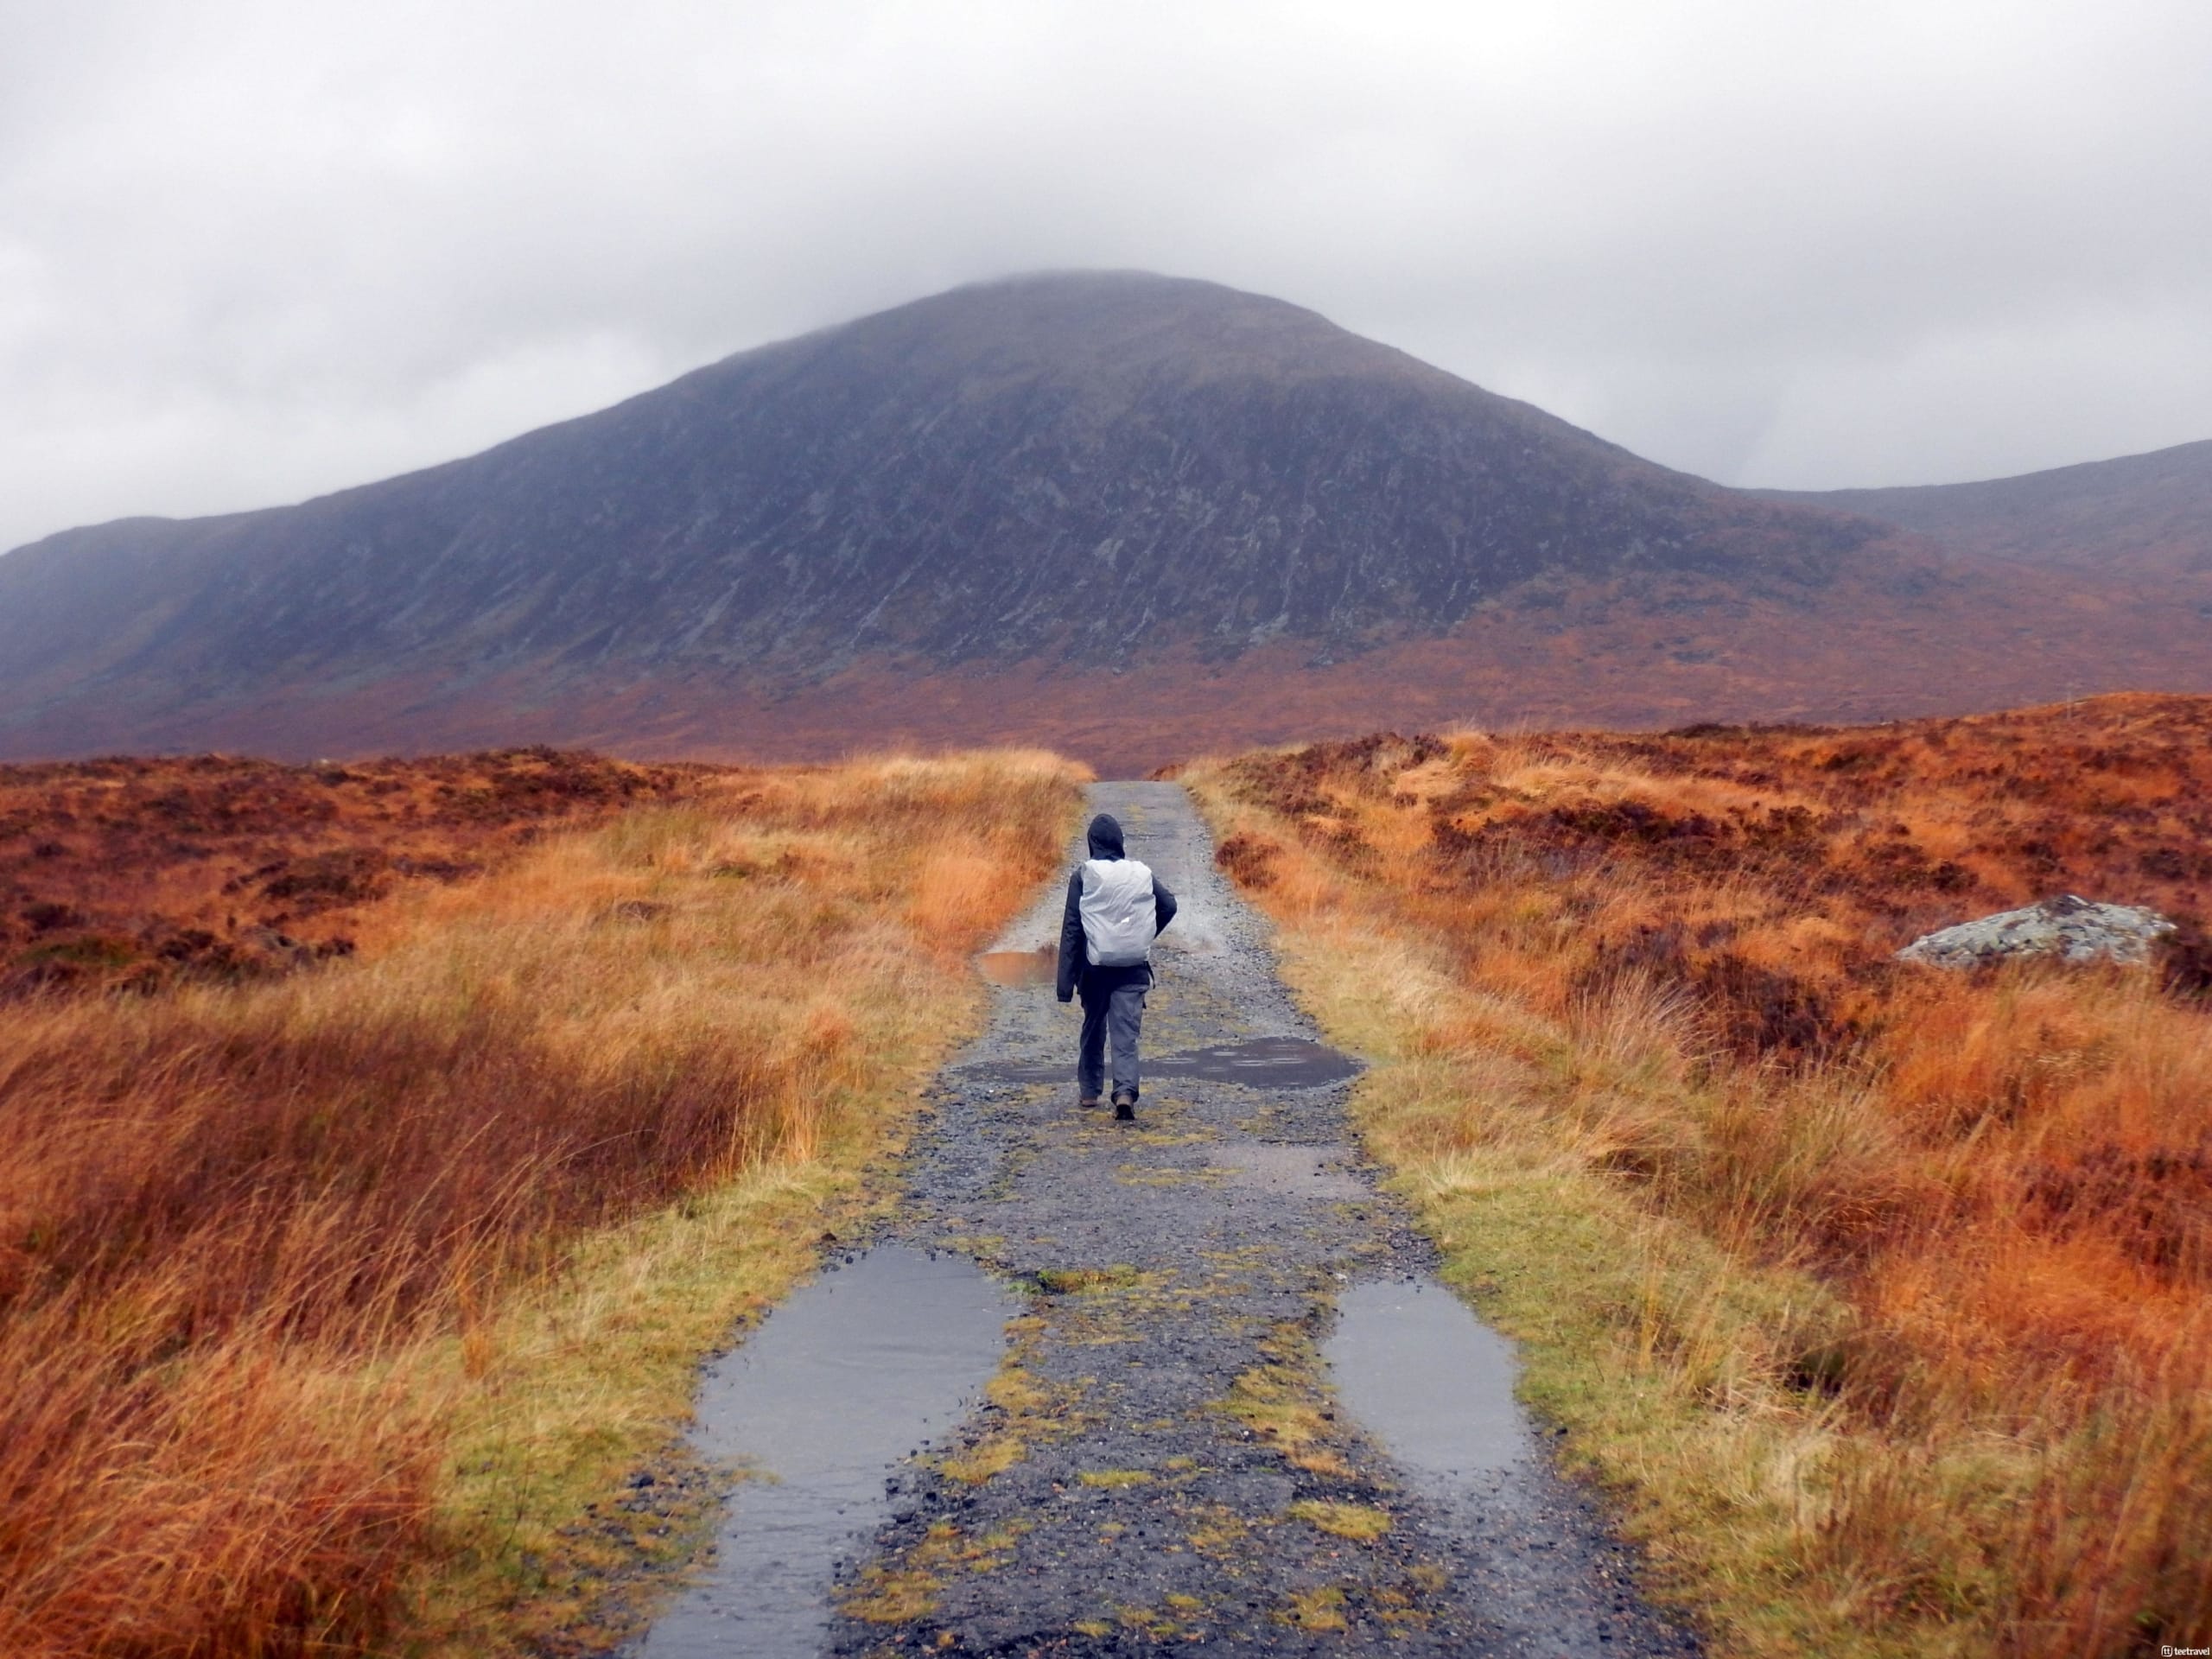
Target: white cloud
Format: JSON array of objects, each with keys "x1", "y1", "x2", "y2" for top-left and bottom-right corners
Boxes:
[{"x1": 2, "y1": 0, "x2": 2209, "y2": 550}]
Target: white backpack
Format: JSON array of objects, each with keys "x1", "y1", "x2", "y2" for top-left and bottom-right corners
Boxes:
[{"x1": 1079, "y1": 858, "x2": 1158, "y2": 967}]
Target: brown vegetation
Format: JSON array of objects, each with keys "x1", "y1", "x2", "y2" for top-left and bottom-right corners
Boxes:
[
  {"x1": 0, "y1": 748, "x2": 702, "y2": 997},
  {"x1": 1192, "y1": 693, "x2": 2212, "y2": 1655},
  {"x1": 0, "y1": 748, "x2": 1081, "y2": 1657},
  {"x1": 17, "y1": 549, "x2": 2212, "y2": 779}
]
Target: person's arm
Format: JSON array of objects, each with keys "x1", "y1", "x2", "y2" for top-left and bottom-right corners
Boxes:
[
  {"x1": 1153, "y1": 877, "x2": 1178, "y2": 936},
  {"x1": 1056, "y1": 870, "x2": 1086, "y2": 1001}
]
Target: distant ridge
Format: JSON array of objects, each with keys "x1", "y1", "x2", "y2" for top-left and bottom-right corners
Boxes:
[
  {"x1": 3, "y1": 271, "x2": 2209, "y2": 771},
  {"x1": 1755, "y1": 437, "x2": 2212, "y2": 575}
]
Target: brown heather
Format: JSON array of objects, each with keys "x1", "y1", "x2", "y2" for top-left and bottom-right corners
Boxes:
[
  {"x1": 0, "y1": 748, "x2": 1082, "y2": 1657},
  {"x1": 0, "y1": 747, "x2": 705, "y2": 998},
  {"x1": 1191, "y1": 693, "x2": 2212, "y2": 1656}
]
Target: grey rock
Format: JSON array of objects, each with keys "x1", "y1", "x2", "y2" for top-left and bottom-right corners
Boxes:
[{"x1": 1896, "y1": 893, "x2": 2176, "y2": 968}]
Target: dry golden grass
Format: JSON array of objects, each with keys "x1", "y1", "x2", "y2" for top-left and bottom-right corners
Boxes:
[
  {"x1": 1189, "y1": 694, "x2": 2212, "y2": 1657},
  {"x1": 0, "y1": 747, "x2": 1084, "y2": 1658}
]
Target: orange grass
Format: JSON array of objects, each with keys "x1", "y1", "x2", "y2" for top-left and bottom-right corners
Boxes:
[
  {"x1": 1195, "y1": 694, "x2": 2212, "y2": 1654},
  {"x1": 0, "y1": 748, "x2": 702, "y2": 996},
  {"x1": 0, "y1": 748, "x2": 1080, "y2": 1658}
]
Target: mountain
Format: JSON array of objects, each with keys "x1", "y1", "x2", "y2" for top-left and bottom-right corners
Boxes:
[
  {"x1": 1756, "y1": 438, "x2": 2212, "y2": 575},
  {"x1": 3, "y1": 271, "x2": 2209, "y2": 772}
]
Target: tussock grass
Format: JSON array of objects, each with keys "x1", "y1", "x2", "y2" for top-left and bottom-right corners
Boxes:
[
  {"x1": 1287, "y1": 1499, "x2": 1392, "y2": 1541},
  {"x1": 1188, "y1": 696, "x2": 2212, "y2": 1657},
  {"x1": 0, "y1": 748, "x2": 1084, "y2": 1657}
]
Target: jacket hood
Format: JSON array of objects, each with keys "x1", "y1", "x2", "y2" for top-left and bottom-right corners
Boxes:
[{"x1": 1086, "y1": 813, "x2": 1125, "y2": 860}]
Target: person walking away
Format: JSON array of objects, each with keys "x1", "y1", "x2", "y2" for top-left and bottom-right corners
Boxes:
[{"x1": 1056, "y1": 812, "x2": 1177, "y2": 1120}]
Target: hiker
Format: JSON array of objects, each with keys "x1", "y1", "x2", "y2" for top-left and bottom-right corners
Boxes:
[{"x1": 1056, "y1": 812, "x2": 1177, "y2": 1120}]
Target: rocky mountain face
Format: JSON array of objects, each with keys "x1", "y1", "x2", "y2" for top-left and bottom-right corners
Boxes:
[{"x1": 2, "y1": 272, "x2": 2208, "y2": 771}]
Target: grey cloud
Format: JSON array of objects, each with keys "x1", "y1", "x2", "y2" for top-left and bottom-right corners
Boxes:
[{"x1": 3, "y1": 0, "x2": 2209, "y2": 553}]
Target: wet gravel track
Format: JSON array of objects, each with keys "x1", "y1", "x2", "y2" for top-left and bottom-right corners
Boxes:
[{"x1": 655, "y1": 783, "x2": 1698, "y2": 1656}]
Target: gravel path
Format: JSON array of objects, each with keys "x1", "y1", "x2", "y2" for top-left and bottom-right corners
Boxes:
[{"x1": 797, "y1": 782, "x2": 1698, "y2": 1656}]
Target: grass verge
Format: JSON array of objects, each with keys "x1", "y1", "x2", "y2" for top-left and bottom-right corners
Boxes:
[
  {"x1": 1186, "y1": 706, "x2": 2212, "y2": 1657},
  {"x1": 0, "y1": 750, "x2": 1084, "y2": 1657},
  {"x1": 1216, "y1": 890, "x2": 1854, "y2": 1651}
]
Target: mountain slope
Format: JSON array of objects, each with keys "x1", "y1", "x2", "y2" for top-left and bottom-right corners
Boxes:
[
  {"x1": 2, "y1": 271, "x2": 2208, "y2": 770},
  {"x1": 0, "y1": 274, "x2": 1886, "y2": 692},
  {"x1": 1756, "y1": 437, "x2": 2212, "y2": 574}
]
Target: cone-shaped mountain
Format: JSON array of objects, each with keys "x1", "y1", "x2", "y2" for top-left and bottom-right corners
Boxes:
[
  {"x1": 5, "y1": 271, "x2": 2208, "y2": 767},
  {"x1": 2, "y1": 273, "x2": 1879, "y2": 691}
]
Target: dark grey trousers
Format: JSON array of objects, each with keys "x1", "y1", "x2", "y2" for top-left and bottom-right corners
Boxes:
[{"x1": 1077, "y1": 965, "x2": 1150, "y2": 1099}]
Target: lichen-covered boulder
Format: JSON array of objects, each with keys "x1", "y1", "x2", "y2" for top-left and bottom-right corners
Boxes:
[{"x1": 1896, "y1": 893, "x2": 2176, "y2": 968}]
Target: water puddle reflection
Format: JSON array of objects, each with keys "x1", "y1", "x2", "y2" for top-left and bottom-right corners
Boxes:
[
  {"x1": 636, "y1": 1246, "x2": 1015, "y2": 1659},
  {"x1": 1153, "y1": 1036, "x2": 1360, "y2": 1087},
  {"x1": 975, "y1": 1036, "x2": 1357, "y2": 1090},
  {"x1": 1324, "y1": 1278, "x2": 1527, "y2": 1484}
]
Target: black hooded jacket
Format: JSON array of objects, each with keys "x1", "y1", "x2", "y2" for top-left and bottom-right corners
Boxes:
[{"x1": 1056, "y1": 813, "x2": 1178, "y2": 1001}]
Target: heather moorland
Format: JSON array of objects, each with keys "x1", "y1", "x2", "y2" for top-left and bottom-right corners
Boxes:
[
  {"x1": 0, "y1": 747, "x2": 1084, "y2": 1656},
  {"x1": 1189, "y1": 693, "x2": 2212, "y2": 1655}
]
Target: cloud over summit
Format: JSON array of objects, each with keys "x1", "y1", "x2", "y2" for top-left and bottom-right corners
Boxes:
[{"x1": 3, "y1": 0, "x2": 2209, "y2": 556}]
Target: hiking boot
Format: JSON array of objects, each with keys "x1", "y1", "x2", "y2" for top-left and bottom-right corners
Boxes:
[
  {"x1": 1078, "y1": 1094, "x2": 1103, "y2": 1110},
  {"x1": 1111, "y1": 1090, "x2": 1136, "y2": 1121}
]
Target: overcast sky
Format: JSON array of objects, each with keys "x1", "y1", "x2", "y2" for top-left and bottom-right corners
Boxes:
[{"x1": 4, "y1": 0, "x2": 2209, "y2": 554}]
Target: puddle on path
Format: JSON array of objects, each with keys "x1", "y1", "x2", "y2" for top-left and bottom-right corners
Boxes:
[
  {"x1": 1211, "y1": 1141, "x2": 1369, "y2": 1198},
  {"x1": 975, "y1": 1035, "x2": 1358, "y2": 1090},
  {"x1": 635, "y1": 1247, "x2": 1015, "y2": 1659},
  {"x1": 1324, "y1": 1278, "x2": 1527, "y2": 1484},
  {"x1": 1152, "y1": 1036, "x2": 1361, "y2": 1087}
]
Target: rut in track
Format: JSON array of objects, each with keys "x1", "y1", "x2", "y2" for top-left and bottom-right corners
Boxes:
[{"x1": 640, "y1": 782, "x2": 1697, "y2": 1657}]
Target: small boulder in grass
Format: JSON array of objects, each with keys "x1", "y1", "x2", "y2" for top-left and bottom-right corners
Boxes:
[{"x1": 1896, "y1": 893, "x2": 2176, "y2": 969}]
